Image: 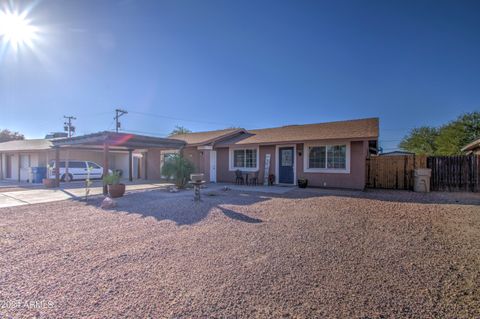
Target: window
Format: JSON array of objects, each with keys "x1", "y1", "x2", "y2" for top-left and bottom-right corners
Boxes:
[
  {"x1": 304, "y1": 143, "x2": 349, "y2": 173},
  {"x1": 88, "y1": 162, "x2": 101, "y2": 169},
  {"x1": 327, "y1": 145, "x2": 346, "y2": 169},
  {"x1": 68, "y1": 161, "x2": 86, "y2": 168},
  {"x1": 231, "y1": 148, "x2": 258, "y2": 170},
  {"x1": 308, "y1": 146, "x2": 326, "y2": 168}
]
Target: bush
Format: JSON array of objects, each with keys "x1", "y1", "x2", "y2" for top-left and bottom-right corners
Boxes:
[
  {"x1": 103, "y1": 171, "x2": 121, "y2": 185},
  {"x1": 161, "y1": 154, "x2": 195, "y2": 188}
]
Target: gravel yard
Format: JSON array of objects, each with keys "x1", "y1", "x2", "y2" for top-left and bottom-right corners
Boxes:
[{"x1": 1, "y1": 188, "x2": 479, "y2": 318}]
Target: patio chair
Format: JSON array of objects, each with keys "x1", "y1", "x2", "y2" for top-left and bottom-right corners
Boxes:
[
  {"x1": 249, "y1": 171, "x2": 259, "y2": 186},
  {"x1": 235, "y1": 170, "x2": 244, "y2": 185}
]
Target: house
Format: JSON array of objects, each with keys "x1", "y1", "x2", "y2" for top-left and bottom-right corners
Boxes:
[
  {"x1": 0, "y1": 132, "x2": 185, "y2": 182},
  {"x1": 379, "y1": 151, "x2": 415, "y2": 156},
  {"x1": 461, "y1": 138, "x2": 480, "y2": 155},
  {"x1": 0, "y1": 118, "x2": 379, "y2": 190},
  {"x1": 169, "y1": 117, "x2": 379, "y2": 189}
]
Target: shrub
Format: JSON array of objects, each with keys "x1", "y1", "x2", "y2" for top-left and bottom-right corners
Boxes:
[
  {"x1": 161, "y1": 154, "x2": 195, "y2": 188},
  {"x1": 103, "y1": 171, "x2": 121, "y2": 185}
]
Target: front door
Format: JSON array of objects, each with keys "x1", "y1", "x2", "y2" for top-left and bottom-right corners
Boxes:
[
  {"x1": 210, "y1": 150, "x2": 217, "y2": 183},
  {"x1": 6, "y1": 155, "x2": 12, "y2": 178},
  {"x1": 279, "y1": 147, "x2": 294, "y2": 184}
]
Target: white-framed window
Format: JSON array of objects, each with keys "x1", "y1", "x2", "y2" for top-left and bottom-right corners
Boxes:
[
  {"x1": 304, "y1": 142, "x2": 350, "y2": 173},
  {"x1": 229, "y1": 147, "x2": 259, "y2": 171}
]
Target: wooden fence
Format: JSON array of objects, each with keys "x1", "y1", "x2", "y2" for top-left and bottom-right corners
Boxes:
[
  {"x1": 428, "y1": 155, "x2": 479, "y2": 192},
  {"x1": 365, "y1": 154, "x2": 479, "y2": 192},
  {"x1": 365, "y1": 155, "x2": 427, "y2": 190}
]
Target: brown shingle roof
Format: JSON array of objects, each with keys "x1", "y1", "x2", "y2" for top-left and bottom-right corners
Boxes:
[
  {"x1": 169, "y1": 128, "x2": 244, "y2": 146},
  {"x1": 217, "y1": 118, "x2": 379, "y2": 146},
  {"x1": 461, "y1": 138, "x2": 480, "y2": 153},
  {"x1": 0, "y1": 139, "x2": 53, "y2": 152}
]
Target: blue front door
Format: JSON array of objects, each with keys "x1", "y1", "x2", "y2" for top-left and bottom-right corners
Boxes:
[{"x1": 279, "y1": 147, "x2": 294, "y2": 184}]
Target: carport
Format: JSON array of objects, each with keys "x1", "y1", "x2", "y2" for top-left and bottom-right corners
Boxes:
[{"x1": 51, "y1": 131, "x2": 185, "y2": 194}]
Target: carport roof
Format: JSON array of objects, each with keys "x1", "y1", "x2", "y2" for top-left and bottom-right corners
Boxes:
[{"x1": 52, "y1": 131, "x2": 186, "y2": 149}]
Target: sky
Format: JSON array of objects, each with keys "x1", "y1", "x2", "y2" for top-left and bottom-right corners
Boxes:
[{"x1": 1, "y1": 0, "x2": 479, "y2": 151}]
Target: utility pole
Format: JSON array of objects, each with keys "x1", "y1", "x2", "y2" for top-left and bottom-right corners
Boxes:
[
  {"x1": 63, "y1": 116, "x2": 76, "y2": 138},
  {"x1": 115, "y1": 109, "x2": 128, "y2": 133}
]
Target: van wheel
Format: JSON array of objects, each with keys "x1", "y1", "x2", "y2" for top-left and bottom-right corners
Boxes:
[{"x1": 61, "y1": 173, "x2": 73, "y2": 182}]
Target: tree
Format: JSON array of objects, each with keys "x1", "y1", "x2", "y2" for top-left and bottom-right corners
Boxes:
[
  {"x1": 435, "y1": 112, "x2": 480, "y2": 155},
  {"x1": 399, "y1": 126, "x2": 439, "y2": 155},
  {"x1": 169, "y1": 126, "x2": 192, "y2": 136},
  {"x1": 0, "y1": 129, "x2": 24, "y2": 143},
  {"x1": 399, "y1": 112, "x2": 480, "y2": 155},
  {"x1": 161, "y1": 154, "x2": 195, "y2": 188}
]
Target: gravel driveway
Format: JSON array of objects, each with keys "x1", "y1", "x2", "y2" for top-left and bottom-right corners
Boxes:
[{"x1": 1, "y1": 188, "x2": 479, "y2": 318}]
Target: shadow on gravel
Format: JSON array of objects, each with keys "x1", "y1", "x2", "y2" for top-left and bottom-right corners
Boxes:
[{"x1": 80, "y1": 189, "x2": 268, "y2": 225}]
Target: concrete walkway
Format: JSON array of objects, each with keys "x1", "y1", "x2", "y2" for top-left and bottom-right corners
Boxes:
[
  {"x1": 0, "y1": 182, "x2": 173, "y2": 208},
  {"x1": 0, "y1": 181, "x2": 296, "y2": 208}
]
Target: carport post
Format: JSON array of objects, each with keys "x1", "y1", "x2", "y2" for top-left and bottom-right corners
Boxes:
[
  {"x1": 128, "y1": 149, "x2": 133, "y2": 182},
  {"x1": 103, "y1": 143, "x2": 109, "y2": 195},
  {"x1": 55, "y1": 147, "x2": 60, "y2": 187}
]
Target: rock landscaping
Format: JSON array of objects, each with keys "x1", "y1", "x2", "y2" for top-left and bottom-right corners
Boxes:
[{"x1": 0, "y1": 188, "x2": 479, "y2": 318}]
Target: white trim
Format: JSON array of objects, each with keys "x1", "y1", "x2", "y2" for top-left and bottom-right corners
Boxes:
[
  {"x1": 303, "y1": 141, "x2": 351, "y2": 174},
  {"x1": 228, "y1": 146, "x2": 259, "y2": 172},
  {"x1": 210, "y1": 150, "x2": 217, "y2": 183},
  {"x1": 197, "y1": 145, "x2": 213, "y2": 150},
  {"x1": 275, "y1": 144, "x2": 297, "y2": 185}
]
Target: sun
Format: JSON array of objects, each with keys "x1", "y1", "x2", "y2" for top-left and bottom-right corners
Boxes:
[{"x1": 0, "y1": 10, "x2": 38, "y2": 51}]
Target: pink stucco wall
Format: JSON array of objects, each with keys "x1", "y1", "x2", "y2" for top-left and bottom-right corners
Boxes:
[
  {"x1": 296, "y1": 141, "x2": 367, "y2": 190},
  {"x1": 214, "y1": 140, "x2": 368, "y2": 189}
]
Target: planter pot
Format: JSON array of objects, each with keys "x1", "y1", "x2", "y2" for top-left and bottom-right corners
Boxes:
[
  {"x1": 43, "y1": 178, "x2": 57, "y2": 188},
  {"x1": 297, "y1": 179, "x2": 308, "y2": 188},
  {"x1": 108, "y1": 183, "x2": 126, "y2": 198}
]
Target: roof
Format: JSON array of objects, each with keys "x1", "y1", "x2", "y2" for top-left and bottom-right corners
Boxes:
[
  {"x1": 216, "y1": 118, "x2": 379, "y2": 146},
  {"x1": 0, "y1": 132, "x2": 186, "y2": 152},
  {"x1": 461, "y1": 138, "x2": 480, "y2": 153},
  {"x1": 169, "y1": 128, "x2": 245, "y2": 146},
  {"x1": 53, "y1": 131, "x2": 186, "y2": 149},
  {"x1": 379, "y1": 151, "x2": 415, "y2": 156},
  {"x1": 0, "y1": 139, "x2": 53, "y2": 152}
]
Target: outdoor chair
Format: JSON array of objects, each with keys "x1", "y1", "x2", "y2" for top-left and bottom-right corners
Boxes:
[
  {"x1": 249, "y1": 172, "x2": 259, "y2": 186},
  {"x1": 235, "y1": 170, "x2": 244, "y2": 185}
]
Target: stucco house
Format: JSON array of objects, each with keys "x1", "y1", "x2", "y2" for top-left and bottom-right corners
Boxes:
[
  {"x1": 169, "y1": 117, "x2": 379, "y2": 189},
  {"x1": 0, "y1": 117, "x2": 378, "y2": 190}
]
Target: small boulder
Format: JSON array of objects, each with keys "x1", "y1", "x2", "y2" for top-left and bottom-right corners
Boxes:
[
  {"x1": 168, "y1": 186, "x2": 179, "y2": 193},
  {"x1": 100, "y1": 197, "x2": 117, "y2": 209}
]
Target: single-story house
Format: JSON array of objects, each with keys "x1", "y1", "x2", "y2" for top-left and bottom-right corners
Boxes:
[
  {"x1": 461, "y1": 138, "x2": 480, "y2": 155},
  {"x1": 168, "y1": 117, "x2": 379, "y2": 189},
  {"x1": 0, "y1": 132, "x2": 185, "y2": 183},
  {"x1": 0, "y1": 117, "x2": 379, "y2": 190}
]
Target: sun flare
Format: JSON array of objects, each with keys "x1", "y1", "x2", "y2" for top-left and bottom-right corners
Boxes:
[{"x1": 0, "y1": 10, "x2": 38, "y2": 51}]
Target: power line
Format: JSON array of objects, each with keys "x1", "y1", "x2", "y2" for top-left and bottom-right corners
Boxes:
[
  {"x1": 129, "y1": 111, "x2": 237, "y2": 127},
  {"x1": 119, "y1": 128, "x2": 171, "y2": 137}
]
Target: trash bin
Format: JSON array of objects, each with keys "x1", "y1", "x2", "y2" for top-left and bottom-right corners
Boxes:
[
  {"x1": 414, "y1": 168, "x2": 431, "y2": 192},
  {"x1": 31, "y1": 167, "x2": 47, "y2": 183}
]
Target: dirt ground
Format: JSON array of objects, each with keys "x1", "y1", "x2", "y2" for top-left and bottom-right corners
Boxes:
[{"x1": 0, "y1": 188, "x2": 479, "y2": 318}]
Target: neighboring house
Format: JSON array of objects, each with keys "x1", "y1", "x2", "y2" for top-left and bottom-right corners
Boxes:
[
  {"x1": 379, "y1": 151, "x2": 415, "y2": 156},
  {"x1": 170, "y1": 118, "x2": 379, "y2": 189},
  {"x1": 0, "y1": 118, "x2": 379, "y2": 190},
  {"x1": 0, "y1": 133, "x2": 184, "y2": 182},
  {"x1": 461, "y1": 138, "x2": 480, "y2": 155}
]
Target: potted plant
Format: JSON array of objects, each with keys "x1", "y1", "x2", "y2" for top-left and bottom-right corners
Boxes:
[
  {"x1": 161, "y1": 154, "x2": 195, "y2": 188},
  {"x1": 43, "y1": 164, "x2": 57, "y2": 188},
  {"x1": 103, "y1": 171, "x2": 125, "y2": 198},
  {"x1": 297, "y1": 178, "x2": 308, "y2": 188}
]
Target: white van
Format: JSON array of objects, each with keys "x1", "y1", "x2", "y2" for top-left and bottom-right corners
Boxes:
[{"x1": 48, "y1": 160, "x2": 111, "y2": 182}]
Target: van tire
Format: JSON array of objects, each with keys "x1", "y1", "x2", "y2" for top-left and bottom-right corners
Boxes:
[{"x1": 61, "y1": 173, "x2": 73, "y2": 182}]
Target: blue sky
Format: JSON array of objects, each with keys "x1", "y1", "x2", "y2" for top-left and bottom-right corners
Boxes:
[{"x1": 1, "y1": 0, "x2": 479, "y2": 151}]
